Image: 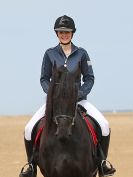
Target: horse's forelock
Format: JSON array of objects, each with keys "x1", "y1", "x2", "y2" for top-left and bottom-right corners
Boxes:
[{"x1": 45, "y1": 65, "x2": 79, "y2": 133}]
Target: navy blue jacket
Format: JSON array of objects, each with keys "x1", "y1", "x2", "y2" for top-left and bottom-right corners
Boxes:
[{"x1": 40, "y1": 43, "x2": 95, "y2": 100}]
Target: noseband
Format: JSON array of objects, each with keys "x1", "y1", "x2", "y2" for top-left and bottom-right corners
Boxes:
[
  {"x1": 54, "y1": 115, "x2": 75, "y2": 126},
  {"x1": 54, "y1": 115, "x2": 75, "y2": 136}
]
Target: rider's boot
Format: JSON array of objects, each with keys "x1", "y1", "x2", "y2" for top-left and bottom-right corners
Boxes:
[
  {"x1": 99, "y1": 132, "x2": 116, "y2": 177},
  {"x1": 19, "y1": 138, "x2": 37, "y2": 177}
]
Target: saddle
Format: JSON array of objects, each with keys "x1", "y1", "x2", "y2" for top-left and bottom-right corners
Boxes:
[
  {"x1": 31, "y1": 118, "x2": 45, "y2": 148},
  {"x1": 77, "y1": 104, "x2": 103, "y2": 163},
  {"x1": 33, "y1": 105, "x2": 102, "y2": 148},
  {"x1": 78, "y1": 104, "x2": 102, "y2": 142}
]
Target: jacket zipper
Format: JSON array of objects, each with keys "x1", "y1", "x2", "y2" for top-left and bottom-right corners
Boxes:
[{"x1": 63, "y1": 49, "x2": 78, "y2": 67}]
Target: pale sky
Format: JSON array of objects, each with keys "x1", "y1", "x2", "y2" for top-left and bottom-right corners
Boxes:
[{"x1": 0, "y1": 0, "x2": 133, "y2": 115}]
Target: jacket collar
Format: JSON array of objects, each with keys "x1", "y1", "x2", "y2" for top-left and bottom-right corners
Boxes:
[{"x1": 56, "y1": 43, "x2": 78, "y2": 54}]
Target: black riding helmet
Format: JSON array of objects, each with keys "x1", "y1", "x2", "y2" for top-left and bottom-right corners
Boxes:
[{"x1": 54, "y1": 15, "x2": 76, "y2": 33}]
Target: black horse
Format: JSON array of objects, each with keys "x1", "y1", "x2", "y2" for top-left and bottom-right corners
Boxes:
[{"x1": 34, "y1": 64, "x2": 99, "y2": 177}]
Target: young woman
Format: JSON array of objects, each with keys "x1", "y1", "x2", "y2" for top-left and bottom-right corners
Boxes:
[{"x1": 20, "y1": 15, "x2": 116, "y2": 177}]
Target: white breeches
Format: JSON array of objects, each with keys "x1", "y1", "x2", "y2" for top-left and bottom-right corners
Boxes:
[{"x1": 24, "y1": 100, "x2": 110, "y2": 140}]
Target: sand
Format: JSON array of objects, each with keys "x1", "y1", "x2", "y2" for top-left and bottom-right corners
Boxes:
[{"x1": 0, "y1": 113, "x2": 133, "y2": 177}]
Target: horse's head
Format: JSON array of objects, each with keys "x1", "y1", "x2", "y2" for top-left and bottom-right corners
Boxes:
[{"x1": 45, "y1": 63, "x2": 81, "y2": 139}]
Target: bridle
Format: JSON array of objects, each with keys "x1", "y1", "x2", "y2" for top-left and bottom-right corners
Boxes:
[
  {"x1": 54, "y1": 114, "x2": 75, "y2": 126},
  {"x1": 54, "y1": 114, "x2": 76, "y2": 136},
  {"x1": 53, "y1": 79, "x2": 78, "y2": 136},
  {"x1": 53, "y1": 81, "x2": 77, "y2": 127}
]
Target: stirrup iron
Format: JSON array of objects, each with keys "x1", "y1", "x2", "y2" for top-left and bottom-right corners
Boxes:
[
  {"x1": 19, "y1": 163, "x2": 34, "y2": 177},
  {"x1": 100, "y1": 160, "x2": 114, "y2": 177}
]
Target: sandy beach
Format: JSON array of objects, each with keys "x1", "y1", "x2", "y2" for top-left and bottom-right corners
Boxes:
[{"x1": 0, "y1": 113, "x2": 133, "y2": 177}]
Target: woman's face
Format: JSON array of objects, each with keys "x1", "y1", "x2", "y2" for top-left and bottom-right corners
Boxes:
[{"x1": 57, "y1": 31, "x2": 73, "y2": 44}]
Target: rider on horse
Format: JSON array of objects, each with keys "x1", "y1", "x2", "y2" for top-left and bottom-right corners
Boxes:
[{"x1": 19, "y1": 15, "x2": 116, "y2": 177}]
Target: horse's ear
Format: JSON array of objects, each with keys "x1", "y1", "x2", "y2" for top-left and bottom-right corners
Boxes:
[
  {"x1": 52, "y1": 62, "x2": 62, "y2": 82},
  {"x1": 74, "y1": 62, "x2": 81, "y2": 81},
  {"x1": 51, "y1": 61, "x2": 57, "y2": 82},
  {"x1": 53, "y1": 61, "x2": 57, "y2": 72}
]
